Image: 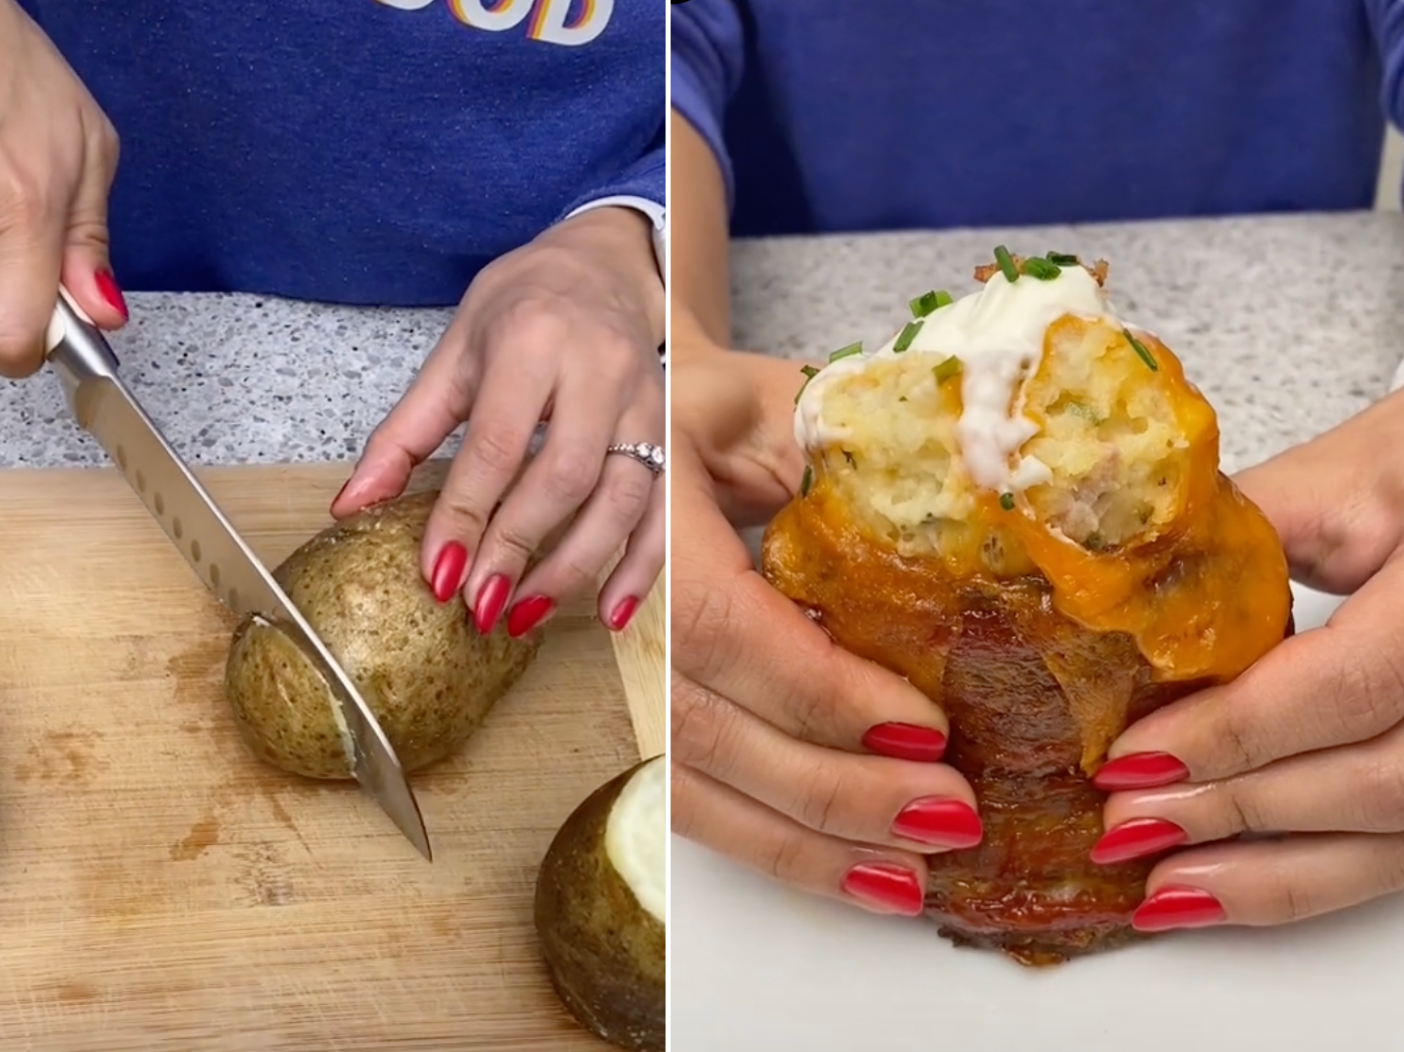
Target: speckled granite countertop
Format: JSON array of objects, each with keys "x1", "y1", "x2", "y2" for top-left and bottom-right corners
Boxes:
[
  {"x1": 1, "y1": 211, "x2": 1401, "y2": 471},
  {"x1": 731, "y1": 211, "x2": 1404, "y2": 475},
  {"x1": 0, "y1": 298, "x2": 455, "y2": 469}
]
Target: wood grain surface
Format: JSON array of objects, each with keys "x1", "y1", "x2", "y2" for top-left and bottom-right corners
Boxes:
[{"x1": 0, "y1": 461, "x2": 665, "y2": 1051}]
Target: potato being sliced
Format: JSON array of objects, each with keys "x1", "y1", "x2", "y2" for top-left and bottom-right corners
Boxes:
[
  {"x1": 535, "y1": 755, "x2": 665, "y2": 1052},
  {"x1": 223, "y1": 489, "x2": 542, "y2": 779}
]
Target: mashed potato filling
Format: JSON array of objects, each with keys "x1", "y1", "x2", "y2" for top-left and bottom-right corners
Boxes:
[{"x1": 795, "y1": 256, "x2": 1192, "y2": 565}]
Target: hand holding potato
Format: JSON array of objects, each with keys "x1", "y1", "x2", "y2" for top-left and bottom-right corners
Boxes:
[
  {"x1": 332, "y1": 205, "x2": 665, "y2": 638},
  {"x1": 669, "y1": 346, "x2": 979, "y2": 917},
  {"x1": 0, "y1": 0, "x2": 126, "y2": 377},
  {"x1": 1095, "y1": 390, "x2": 1404, "y2": 933}
]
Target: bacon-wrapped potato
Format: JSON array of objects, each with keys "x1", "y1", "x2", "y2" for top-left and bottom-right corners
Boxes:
[{"x1": 761, "y1": 252, "x2": 1292, "y2": 965}]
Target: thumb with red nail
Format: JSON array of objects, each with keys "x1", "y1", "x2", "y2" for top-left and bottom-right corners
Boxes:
[{"x1": 0, "y1": 0, "x2": 126, "y2": 381}]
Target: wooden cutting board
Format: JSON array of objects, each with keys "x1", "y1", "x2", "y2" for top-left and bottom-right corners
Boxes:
[{"x1": 0, "y1": 460, "x2": 665, "y2": 1052}]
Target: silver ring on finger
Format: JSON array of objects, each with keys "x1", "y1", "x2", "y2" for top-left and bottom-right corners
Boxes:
[{"x1": 606, "y1": 440, "x2": 666, "y2": 477}]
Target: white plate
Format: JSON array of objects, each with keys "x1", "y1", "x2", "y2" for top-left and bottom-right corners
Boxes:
[{"x1": 670, "y1": 583, "x2": 1403, "y2": 1052}]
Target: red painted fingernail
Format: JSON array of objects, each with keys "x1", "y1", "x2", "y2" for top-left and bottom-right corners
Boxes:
[
  {"x1": 430, "y1": 542, "x2": 469, "y2": 604},
  {"x1": 507, "y1": 594, "x2": 555, "y2": 638},
  {"x1": 607, "y1": 595, "x2": 641, "y2": 632},
  {"x1": 94, "y1": 269, "x2": 129, "y2": 321},
  {"x1": 840, "y1": 862, "x2": 925, "y2": 916},
  {"x1": 861, "y1": 723, "x2": 948, "y2": 763},
  {"x1": 1093, "y1": 752, "x2": 1190, "y2": 791},
  {"x1": 891, "y1": 797, "x2": 983, "y2": 849},
  {"x1": 1132, "y1": 884, "x2": 1226, "y2": 932},
  {"x1": 473, "y1": 574, "x2": 511, "y2": 634},
  {"x1": 1091, "y1": 817, "x2": 1188, "y2": 865}
]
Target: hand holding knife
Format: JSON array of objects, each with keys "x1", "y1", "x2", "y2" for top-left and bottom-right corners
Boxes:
[{"x1": 44, "y1": 287, "x2": 432, "y2": 860}]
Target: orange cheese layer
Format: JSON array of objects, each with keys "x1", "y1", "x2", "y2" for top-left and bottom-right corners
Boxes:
[{"x1": 809, "y1": 319, "x2": 1291, "y2": 685}]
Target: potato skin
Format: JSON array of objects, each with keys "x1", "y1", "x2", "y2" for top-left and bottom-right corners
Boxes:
[
  {"x1": 535, "y1": 759, "x2": 665, "y2": 1052},
  {"x1": 223, "y1": 490, "x2": 542, "y2": 780},
  {"x1": 761, "y1": 478, "x2": 1292, "y2": 964}
]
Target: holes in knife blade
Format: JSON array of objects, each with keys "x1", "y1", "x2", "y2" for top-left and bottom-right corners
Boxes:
[
  {"x1": 135, "y1": 470, "x2": 146, "y2": 492},
  {"x1": 228, "y1": 587, "x2": 239, "y2": 608},
  {"x1": 172, "y1": 517, "x2": 183, "y2": 539},
  {"x1": 116, "y1": 445, "x2": 128, "y2": 471},
  {"x1": 209, "y1": 563, "x2": 220, "y2": 588},
  {"x1": 154, "y1": 492, "x2": 165, "y2": 516},
  {"x1": 191, "y1": 539, "x2": 202, "y2": 563}
]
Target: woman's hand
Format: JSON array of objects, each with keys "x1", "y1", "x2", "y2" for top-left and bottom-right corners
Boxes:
[
  {"x1": 670, "y1": 346, "x2": 980, "y2": 918},
  {"x1": 0, "y1": 0, "x2": 126, "y2": 377},
  {"x1": 1092, "y1": 390, "x2": 1404, "y2": 933},
  {"x1": 334, "y1": 205, "x2": 665, "y2": 635}
]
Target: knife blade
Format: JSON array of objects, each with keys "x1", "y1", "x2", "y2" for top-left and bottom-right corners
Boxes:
[{"x1": 44, "y1": 287, "x2": 432, "y2": 861}]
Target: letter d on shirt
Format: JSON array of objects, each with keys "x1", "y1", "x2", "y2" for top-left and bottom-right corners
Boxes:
[{"x1": 529, "y1": 0, "x2": 614, "y2": 46}]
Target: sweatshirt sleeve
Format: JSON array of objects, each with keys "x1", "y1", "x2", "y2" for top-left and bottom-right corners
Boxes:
[
  {"x1": 1367, "y1": 1, "x2": 1404, "y2": 128},
  {"x1": 671, "y1": 0, "x2": 748, "y2": 210},
  {"x1": 555, "y1": 133, "x2": 665, "y2": 226}
]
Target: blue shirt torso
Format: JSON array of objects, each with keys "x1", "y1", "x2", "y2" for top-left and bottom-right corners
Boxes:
[
  {"x1": 20, "y1": 0, "x2": 664, "y2": 305},
  {"x1": 671, "y1": 1, "x2": 1389, "y2": 237}
]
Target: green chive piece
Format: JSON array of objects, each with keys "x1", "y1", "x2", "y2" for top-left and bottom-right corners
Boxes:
[
  {"x1": 1048, "y1": 252, "x2": 1079, "y2": 266},
  {"x1": 910, "y1": 291, "x2": 940, "y2": 318},
  {"x1": 911, "y1": 290, "x2": 955, "y2": 317},
  {"x1": 999, "y1": 492, "x2": 1016, "y2": 511},
  {"x1": 800, "y1": 465, "x2": 814, "y2": 497},
  {"x1": 1085, "y1": 531, "x2": 1106, "y2": 552},
  {"x1": 892, "y1": 319, "x2": 924, "y2": 353},
  {"x1": 1066, "y1": 401, "x2": 1102, "y2": 423},
  {"x1": 1023, "y1": 257, "x2": 1061, "y2": 280},
  {"x1": 1123, "y1": 328, "x2": 1158, "y2": 372},
  {"x1": 933, "y1": 356, "x2": 963, "y2": 384},
  {"x1": 994, "y1": 245, "x2": 1019, "y2": 282},
  {"x1": 829, "y1": 341, "x2": 863, "y2": 362},
  {"x1": 794, "y1": 364, "x2": 821, "y2": 404}
]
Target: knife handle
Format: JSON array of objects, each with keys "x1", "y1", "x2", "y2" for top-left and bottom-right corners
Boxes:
[{"x1": 46, "y1": 285, "x2": 121, "y2": 404}]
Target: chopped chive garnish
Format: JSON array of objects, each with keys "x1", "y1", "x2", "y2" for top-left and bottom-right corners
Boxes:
[
  {"x1": 910, "y1": 291, "x2": 940, "y2": 317},
  {"x1": 915, "y1": 289, "x2": 960, "y2": 317},
  {"x1": 892, "y1": 319, "x2": 924, "y2": 353},
  {"x1": 1123, "y1": 328, "x2": 1158, "y2": 371},
  {"x1": 829, "y1": 341, "x2": 863, "y2": 362},
  {"x1": 994, "y1": 245, "x2": 1019, "y2": 282},
  {"x1": 1023, "y1": 257, "x2": 1061, "y2": 280},
  {"x1": 1066, "y1": 401, "x2": 1102, "y2": 423},
  {"x1": 1048, "y1": 252, "x2": 1079, "y2": 266},
  {"x1": 999, "y1": 492, "x2": 1016, "y2": 511},
  {"x1": 910, "y1": 290, "x2": 954, "y2": 317},
  {"x1": 794, "y1": 364, "x2": 821, "y2": 404},
  {"x1": 933, "y1": 356, "x2": 963, "y2": 384},
  {"x1": 1085, "y1": 532, "x2": 1106, "y2": 552},
  {"x1": 800, "y1": 465, "x2": 814, "y2": 497}
]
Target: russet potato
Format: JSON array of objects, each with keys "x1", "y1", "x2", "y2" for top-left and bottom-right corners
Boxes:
[
  {"x1": 535, "y1": 755, "x2": 666, "y2": 1052},
  {"x1": 223, "y1": 489, "x2": 542, "y2": 780}
]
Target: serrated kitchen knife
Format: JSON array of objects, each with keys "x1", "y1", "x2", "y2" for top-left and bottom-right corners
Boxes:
[{"x1": 44, "y1": 287, "x2": 432, "y2": 861}]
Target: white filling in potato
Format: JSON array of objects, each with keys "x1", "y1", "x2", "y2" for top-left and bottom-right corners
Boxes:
[
  {"x1": 817, "y1": 315, "x2": 1186, "y2": 562},
  {"x1": 605, "y1": 755, "x2": 666, "y2": 925}
]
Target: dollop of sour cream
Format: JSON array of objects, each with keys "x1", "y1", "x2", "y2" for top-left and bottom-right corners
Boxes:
[{"x1": 794, "y1": 264, "x2": 1124, "y2": 496}]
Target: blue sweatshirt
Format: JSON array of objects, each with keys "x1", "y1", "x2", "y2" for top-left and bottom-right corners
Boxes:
[
  {"x1": 17, "y1": 0, "x2": 664, "y2": 306},
  {"x1": 672, "y1": 1, "x2": 1393, "y2": 237}
]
